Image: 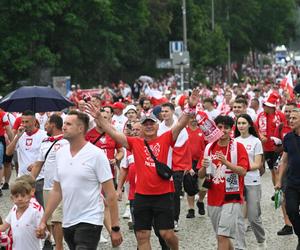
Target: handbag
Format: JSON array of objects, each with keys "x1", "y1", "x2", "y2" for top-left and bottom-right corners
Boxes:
[{"x1": 144, "y1": 139, "x2": 173, "y2": 180}]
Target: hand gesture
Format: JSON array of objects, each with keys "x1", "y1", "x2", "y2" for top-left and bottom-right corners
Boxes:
[
  {"x1": 85, "y1": 103, "x2": 101, "y2": 120},
  {"x1": 17, "y1": 125, "x2": 25, "y2": 138},
  {"x1": 188, "y1": 88, "x2": 200, "y2": 108},
  {"x1": 216, "y1": 151, "x2": 227, "y2": 164}
]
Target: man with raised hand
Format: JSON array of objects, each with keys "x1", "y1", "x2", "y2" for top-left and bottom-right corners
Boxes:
[{"x1": 86, "y1": 89, "x2": 200, "y2": 250}]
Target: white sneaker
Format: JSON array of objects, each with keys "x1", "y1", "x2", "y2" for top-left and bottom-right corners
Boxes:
[
  {"x1": 174, "y1": 221, "x2": 179, "y2": 232},
  {"x1": 257, "y1": 241, "x2": 267, "y2": 249},
  {"x1": 100, "y1": 234, "x2": 108, "y2": 243},
  {"x1": 122, "y1": 204, "x2": 130, "y2": 219}
]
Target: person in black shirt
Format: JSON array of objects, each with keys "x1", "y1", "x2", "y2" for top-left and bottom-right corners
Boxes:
[{"x1": 276, "y1": 108, "x2": 300, "y2": 250}]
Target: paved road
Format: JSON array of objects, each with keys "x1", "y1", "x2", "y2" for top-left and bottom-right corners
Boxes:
[{"x1": 0, "y1": 170, "x2": 298, "y2": 250}]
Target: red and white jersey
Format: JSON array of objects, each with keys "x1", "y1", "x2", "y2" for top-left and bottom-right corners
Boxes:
[
  {"x1": 158, "y1": 121, "x2": 191, "y2": 171},
  {"x1": 127, "y1": 131, "x2": 175, "y2": 195},
  {"x1": 16, "y1": 129, "x2": 47, "y2": 180},
  {"x1": 5, "y1": 203, "x2": 44, "y2": 250},
  {"x1": 204, "y1": 140, "x2": 249, "y2": 206}
]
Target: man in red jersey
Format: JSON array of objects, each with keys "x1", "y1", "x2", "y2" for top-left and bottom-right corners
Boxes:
[
  {"x1": 186, "y1": 115, "x2": 207, "y2": 218},
  {"x1": 255, "y1": 92, "x2": 286, "y2": 193},
  {"x1": 87, "y1": 89, "x2": 200, "y2": 250},
  {"x1": 85, "y1": 108, "x2": 124, "y2": 180},
  {"x1": 199, "y1": 115, "x2": 250, "y2": 250}
]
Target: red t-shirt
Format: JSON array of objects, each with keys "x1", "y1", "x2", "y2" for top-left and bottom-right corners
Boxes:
[
  {"x1": 207, "y1": 142, "x2": 249, "y2": 206},
  {"x1": 274, "y1": 123, "x2": 291, "y2": 141},
  {"x1": 85, "y1": 128, "x2": 122, "y2": 176},
  {"x1": 126, "y1": 151, "x2": 136, "y2": 201},
  {"x1": 126, "y1": 130, "x2": 175, "y2": 195},
  {"x1": 186, "y1": 127, "x2": 206, "y2": 162},
  {"x1": 0, "y1": 111, "x2": 9, "y2": 136},
  {"x1": 255, "y1": 111, "x2": 286, "y2": 151}
]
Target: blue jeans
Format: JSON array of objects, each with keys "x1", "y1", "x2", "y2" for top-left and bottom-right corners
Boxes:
[
  {"x1": 63, "y1": 223, "x2": 102, "y2": 250},
  {"x1": 0, "y1": 140, "x2": 4, "y2": 168}
]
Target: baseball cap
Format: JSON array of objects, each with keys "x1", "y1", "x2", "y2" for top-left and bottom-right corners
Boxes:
[{"x1": 140, "y1": 113, "x2": 158, "y2": 124}]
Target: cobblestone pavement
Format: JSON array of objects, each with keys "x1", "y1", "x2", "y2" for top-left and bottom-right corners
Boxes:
[{"x1": 0, "y1": 170, "x2": 298, "y2": 250}]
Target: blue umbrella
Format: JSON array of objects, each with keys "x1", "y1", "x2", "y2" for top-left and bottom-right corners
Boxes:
[{"x1": 0, "y1": 86, "x2": 74, "y2": 112}]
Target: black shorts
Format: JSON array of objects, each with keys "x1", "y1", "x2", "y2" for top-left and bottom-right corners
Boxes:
[
  {"x1": 133, "y1": 193, "x2": 174, "y2": 231},
  {"x1": 264, "y1": 151, "x2": 279, "y2": 170}
]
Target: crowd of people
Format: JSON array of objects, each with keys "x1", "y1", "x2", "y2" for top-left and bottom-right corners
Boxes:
[{"x1": 0, "y1": 65, "x2": 300, "y2": 250}]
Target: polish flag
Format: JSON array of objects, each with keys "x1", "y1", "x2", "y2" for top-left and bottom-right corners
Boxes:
[
  {"x1": 147, "y1": 89, "x2": 168, "y2": 106},
  {"x1": 280, "y1": 71, "x2": 294, "y2": 100}
]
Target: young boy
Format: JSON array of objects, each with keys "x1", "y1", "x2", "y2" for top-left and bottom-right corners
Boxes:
[{"x1": 0, "y1": 180, "x2": 46, "y2": 250}]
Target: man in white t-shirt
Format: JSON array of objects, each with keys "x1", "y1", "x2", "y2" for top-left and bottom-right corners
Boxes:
[
  {"x1": 29, "y1": 114, "x2": 69, "y2": 250},
  {"x1": 6, "y1": 110, "x2": 47, "y2": 206},
  {"x1": 203, "y1": 97, "x2": 220, "y2": 121},
  {"x1": 36, "y1": 110, "x2": 123, "y2": 249}
]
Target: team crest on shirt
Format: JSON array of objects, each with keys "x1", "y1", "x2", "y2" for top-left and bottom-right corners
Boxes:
[
  {"x1": 246, "y1": 144, "x2": 251, "y2": 150},
  {"x1": 26, "y1": 138, "x2": 33, "y2": 146},
  {"x1": 198, "y1": 133, "x2": 203, "y2": 137}
]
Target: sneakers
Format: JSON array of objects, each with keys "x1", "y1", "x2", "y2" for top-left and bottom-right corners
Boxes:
[
  {"x1": 2, "y1": 183, "x2": 9, "y2": 190},
  {"x1": 186, "y1": 209, "x2": 195, "y2": 218},
  {"x1": 128, "y1": 220, "x2": 134, "y2": 230},
  {"x1": 122, "y1": 204, "x2": 131, "y2": 219},
  {"x1": 196, "y1": 201, "x2": 205, "y2": 215},
  {"x1": 174, "y1": 221, "x2": 179, "y2": 232},
  {"x1": 42, "y1": 239, "x2": 53, "y2": 250},
  {"x1": 277, "y1": 225, "x2": 293, "y2": 235}
]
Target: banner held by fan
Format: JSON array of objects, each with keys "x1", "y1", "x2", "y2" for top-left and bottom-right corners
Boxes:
[{"x1": 280, "y1": 71, "x2": 294, "y2": 100}]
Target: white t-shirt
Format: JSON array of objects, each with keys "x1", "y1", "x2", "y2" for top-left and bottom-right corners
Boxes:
[
  {"x1": 16, "y1": 130, "x2": 47, "y2": 180},
  {"x1": 204, "y1": 109, "x2": 220, "y2": 121},
  {"x1": 54, "y1": 142, "x2": 113, "y2": 227},
  {"x1": 5, "y1": 204, "x2": 43, "y2": 250},
  {"x1": 112, "y1": 114, "x2": 128, "y2": 132},
  {"x1": 235, "y1": 135, "x2": 263, "y2": 185},
  {"x1": 37, "y1": 136, "x2": 69, "y2": 190},
  {"x1": 35, "y1": 113, "x2": 48, "y2": 130}
]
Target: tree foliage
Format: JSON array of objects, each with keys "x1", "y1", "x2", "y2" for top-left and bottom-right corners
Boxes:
[{"x1": 0, "y1": 0, "x2": 298, "y2": 93}]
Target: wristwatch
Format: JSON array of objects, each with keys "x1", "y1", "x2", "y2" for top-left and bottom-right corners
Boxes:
[{"x1": 111, "y1": 226, "x2": 120, "y2": 232}]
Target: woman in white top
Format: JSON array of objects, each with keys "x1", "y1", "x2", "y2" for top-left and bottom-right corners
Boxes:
[{"x1": 234, "y1": 114, "x2": 266, "y2": 248}]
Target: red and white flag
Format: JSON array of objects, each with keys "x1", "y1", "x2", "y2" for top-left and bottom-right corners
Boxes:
[{"x1": 280, "y1": 71, "x2": 294, "y2": 100}]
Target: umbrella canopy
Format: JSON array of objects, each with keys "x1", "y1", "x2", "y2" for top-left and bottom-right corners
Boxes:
[{"x1": 0, "y1": 86, "x2": 74, "y2": 113}]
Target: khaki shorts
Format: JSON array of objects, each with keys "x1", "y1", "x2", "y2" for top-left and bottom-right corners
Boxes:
[
  {"x1": 43, "y1": 190, "x2": 63, "y2": 224},
  {"x1": 198, "y1": 176, "x2": 208, "y2": 192},
  {"x1": 208, "y1": 203, "x2": 243, "y2": 239}
]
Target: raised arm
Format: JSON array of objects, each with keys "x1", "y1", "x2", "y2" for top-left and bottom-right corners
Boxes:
[
  {"x1": 172, "y1": 89, "x2": 200, "y2": 142},
  {"x1": 86, "y1": 104, "x2": 129, "y2": 149}
]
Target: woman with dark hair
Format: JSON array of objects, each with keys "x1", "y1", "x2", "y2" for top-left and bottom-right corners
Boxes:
[{"x1": 235, "y1": 114, "x2": 266, "y2": 249}]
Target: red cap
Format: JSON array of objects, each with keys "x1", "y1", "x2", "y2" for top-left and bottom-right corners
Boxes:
[
  {"x1": 178, "y1": 95, "x2": 187, "y2": 107},
  {"x1": 112, "y1": 102, "x2": 125, "y2": 110}
]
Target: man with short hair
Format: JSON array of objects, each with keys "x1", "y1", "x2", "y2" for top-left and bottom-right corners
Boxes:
[
  {"x1": 29, "y1": 114, "x2": 69, "y2": 250},
  {"x1": 203, "y1": 97, "x2": 220, "y2": 121},
  {"x1": 199, "y1": 115, "x2": 249, "y2": 250},
  {"x1": 6, "y1": 110, "x2": 47, "y2": 206},
  {"x1": 276, "y1": 108, "x2": 300, "y2": 250},
  {"x1": 36, "y1": 111, "x2": 123, "y2": 249},
  {"x1": 86, "y1": 90, "x2": 200, "y2": 250},
  {"x1": 158, "y1": 102, "x2": 191, "y2": 231}
]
